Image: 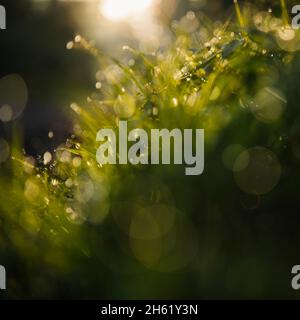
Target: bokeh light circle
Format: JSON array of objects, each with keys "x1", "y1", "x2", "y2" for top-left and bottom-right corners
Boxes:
[
  {"x1": 251, "y1": 87, "x2": 286, "y2": 123},
  {"x1": 222, "y1": 144, "x2": 246, "y2": 171},
  {"x1": 234, "y1": 147, "x2": 281, "y2": 195},
  {"x1": 0, "y1": 74, "x2": 28, "y2": 121}
]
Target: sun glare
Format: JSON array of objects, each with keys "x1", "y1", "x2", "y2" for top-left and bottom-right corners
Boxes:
[{"x1": 100, "y1": 0, "x2": 154, "y2": 21}]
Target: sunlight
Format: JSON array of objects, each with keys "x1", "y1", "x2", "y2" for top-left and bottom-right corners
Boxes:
[{"x1": 100, "y1": 0, "x2": 154, "y2": 21}]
